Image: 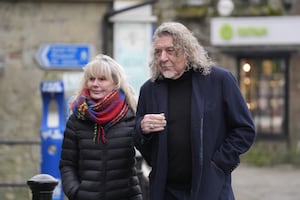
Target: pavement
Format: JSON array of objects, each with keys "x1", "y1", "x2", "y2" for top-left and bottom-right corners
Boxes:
[
  {"x1": 141, "y1": 162, "x2": 300, "y2": 200},
  {"x1": 232, "y1": 164, "x2": 300, "y2": 200}
]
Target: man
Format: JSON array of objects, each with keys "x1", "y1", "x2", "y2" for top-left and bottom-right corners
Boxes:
[{"x1": 134, "y1": 22, "x2": 256, "y2": 200}]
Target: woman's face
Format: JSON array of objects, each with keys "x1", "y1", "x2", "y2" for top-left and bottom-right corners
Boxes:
[{"x1": 87, "y1": 75, "x2": 116, "y2": 102}]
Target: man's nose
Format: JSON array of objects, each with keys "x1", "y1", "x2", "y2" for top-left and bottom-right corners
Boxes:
[{"x1": 159, "y1": 50, "x2": 168, "y2": 61}]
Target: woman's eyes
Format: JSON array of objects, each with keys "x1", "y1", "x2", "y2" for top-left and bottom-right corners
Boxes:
[{"x1": 89, "y1": 77, "x2": 106, "y2": 81}]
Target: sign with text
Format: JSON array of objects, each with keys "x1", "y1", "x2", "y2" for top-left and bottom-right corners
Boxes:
[
  {"x1": 211, "y1": 16, "x2": 300, "y2": 46},
  {"x1": 37, "y1": 44, "x2": 94, "y2": 69}
]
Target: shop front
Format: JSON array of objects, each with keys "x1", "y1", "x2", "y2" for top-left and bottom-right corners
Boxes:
[{"x1": 210, "y1": 16, "x2": 300, "y2": 141}]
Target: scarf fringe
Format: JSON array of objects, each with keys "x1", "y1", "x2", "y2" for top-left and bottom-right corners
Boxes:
[{"x1": 94, "y1": 124, "x2": 107, "y2": 144}]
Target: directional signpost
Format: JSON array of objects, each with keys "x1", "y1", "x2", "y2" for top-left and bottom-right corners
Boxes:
[{"x1": 36, "y1": 44, "x2": 94, "y2": 69}]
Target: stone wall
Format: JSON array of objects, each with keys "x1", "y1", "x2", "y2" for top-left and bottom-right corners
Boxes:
[
  {"x1": 0, "y1": 2, "x2": 109, "y2": 199},
  {"x1": 289, "y1": 53, "x2": 300, "y2": 151}
]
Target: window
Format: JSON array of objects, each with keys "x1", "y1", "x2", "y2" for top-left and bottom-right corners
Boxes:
[{"x1": 239, "y1": 57, "x2": 288, "y2": 138}]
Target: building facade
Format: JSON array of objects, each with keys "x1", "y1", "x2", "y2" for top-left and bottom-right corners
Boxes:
[
  {"x1": 0, "y1": 0, "x2": 300, "y2": 199},
  {"x1": 152, "y1": 0, "x2": 300, "y2": 166}
]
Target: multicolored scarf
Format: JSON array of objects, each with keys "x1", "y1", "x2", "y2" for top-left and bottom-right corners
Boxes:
[{"x1": 71, "y1": 88, "x2": 129, "y2": 144}]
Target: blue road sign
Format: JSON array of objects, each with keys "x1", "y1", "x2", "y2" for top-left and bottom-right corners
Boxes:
[{"x1": 37, "y1": 44, "x2": 93, "y2": 69}]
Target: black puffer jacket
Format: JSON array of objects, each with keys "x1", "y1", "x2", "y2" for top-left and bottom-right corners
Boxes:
[{"x1": 59, "y1": 109, "x2": 142, "y2": 200}]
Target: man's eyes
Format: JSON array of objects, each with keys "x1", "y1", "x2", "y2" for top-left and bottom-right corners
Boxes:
[
  {"x1": 155, "y1": 48, "x2": 176, "y2": 55},
  {"x1": 166, "y1": 48, "x2": 175, "y2": 53}
]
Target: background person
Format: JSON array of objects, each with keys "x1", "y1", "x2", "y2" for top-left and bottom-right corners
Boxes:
[
  {"x1": 59, "y1": 54, "x2": 143, "y2": 200},
  {"x1": 135, "y1": 22, "x2": 256, "y2": 200}
]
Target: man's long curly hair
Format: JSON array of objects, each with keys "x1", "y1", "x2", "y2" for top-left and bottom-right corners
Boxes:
[{"x1": 149, "y1": 22, "x2": 215, "y2": 81}]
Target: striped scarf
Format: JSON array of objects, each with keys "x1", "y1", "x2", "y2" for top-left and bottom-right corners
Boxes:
[{"x1": 71, "y1": 88, "x2": 129, "y2": 144}]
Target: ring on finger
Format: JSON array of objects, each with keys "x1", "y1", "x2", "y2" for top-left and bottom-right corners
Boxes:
[{"x1": 149, "y1": 123, "x2": 155, "y2": 129}]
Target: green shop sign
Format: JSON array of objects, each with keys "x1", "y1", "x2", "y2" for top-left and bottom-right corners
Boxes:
[{"x1": 220, "y1": 23, "x2": 268, "y2": 41}]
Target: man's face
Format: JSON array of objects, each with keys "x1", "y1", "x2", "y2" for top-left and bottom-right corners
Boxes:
[{"x1": 154, "y1": 35, "x2": 186, "y2": 80}]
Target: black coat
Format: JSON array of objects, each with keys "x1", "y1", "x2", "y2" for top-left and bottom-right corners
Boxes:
[
  {"x1": 135, "y1": 67, "x2": 256, "y2": 200},
  {"x1": 60, "y1": 109, "x2": 142, "y2": 200}
]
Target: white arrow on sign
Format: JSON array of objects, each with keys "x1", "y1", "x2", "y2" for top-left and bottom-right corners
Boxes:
[{"x1": 38, "y1": 45, "x2": 51, "y2": 67}]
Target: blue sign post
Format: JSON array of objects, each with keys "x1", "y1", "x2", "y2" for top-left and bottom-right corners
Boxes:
[
  {"x1": 37, "y1": 44, "x2": 93, "y2": 69},
  {"x1": 40, "y1": 81, "x2": 66, "y2": 200}
]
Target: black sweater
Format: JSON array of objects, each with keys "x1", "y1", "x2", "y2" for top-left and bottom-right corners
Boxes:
[{"x1": 166, "y1": 70, "x2": 192, "y2": 189}]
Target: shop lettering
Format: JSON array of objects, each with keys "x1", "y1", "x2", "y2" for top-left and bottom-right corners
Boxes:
[
  {"x1": 237, "y1": 27, "x2": 267, "y2": 37},
  {"x1": 219, "y1": 23, "x2": 268, "y2": 41}
]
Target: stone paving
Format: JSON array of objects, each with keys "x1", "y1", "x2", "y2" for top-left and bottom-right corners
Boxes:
[{"x1": 232, "y1": 164, "x2": 300, "y2": 200}]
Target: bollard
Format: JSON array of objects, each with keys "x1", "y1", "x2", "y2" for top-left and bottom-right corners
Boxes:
[{"x1": 27, "y1": 174, "x2": 58, "y2": 200}]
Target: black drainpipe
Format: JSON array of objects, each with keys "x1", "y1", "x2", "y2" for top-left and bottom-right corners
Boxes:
[{"x1": 102, "y1": 0, "x2": 158, "y2": 55}]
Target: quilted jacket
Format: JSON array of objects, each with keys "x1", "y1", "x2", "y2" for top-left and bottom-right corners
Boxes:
[{"x1": 60, "y1": 109, "x2": 142, "y2": 200}]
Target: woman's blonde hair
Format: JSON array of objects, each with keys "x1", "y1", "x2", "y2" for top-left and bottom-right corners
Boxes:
[{"x1": 73, "y1": 54, "x2": 137, "y2": 112}]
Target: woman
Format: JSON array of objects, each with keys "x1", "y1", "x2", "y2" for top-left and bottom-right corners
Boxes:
[{"x1": 59, "y1": 54, "x2": 143, "y2": 200}]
